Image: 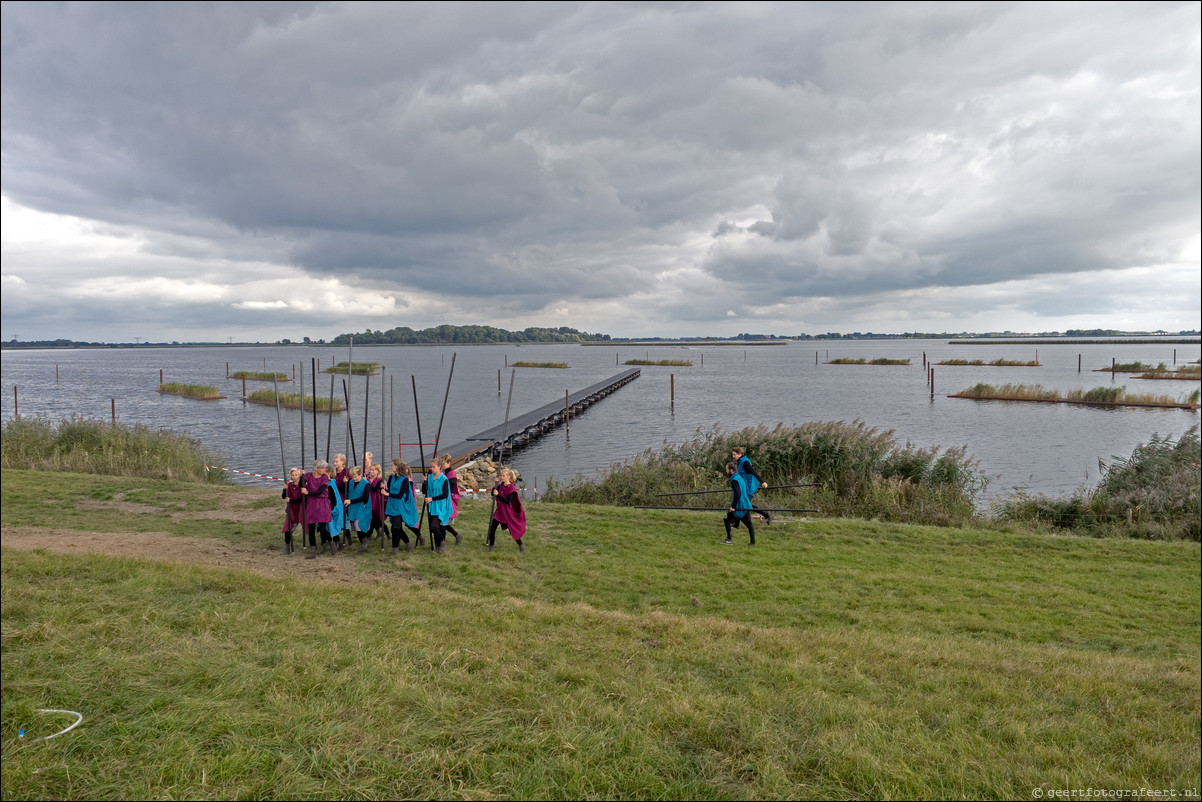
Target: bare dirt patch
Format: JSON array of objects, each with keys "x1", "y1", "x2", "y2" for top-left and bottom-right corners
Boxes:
[{"x1": 1, "y1": 526, "x2": 424, "y2": 588}]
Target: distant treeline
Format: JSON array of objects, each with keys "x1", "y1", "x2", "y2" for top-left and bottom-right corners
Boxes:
[{"x1": 331, "y1": 325, "x2": 610, "y2": 345}]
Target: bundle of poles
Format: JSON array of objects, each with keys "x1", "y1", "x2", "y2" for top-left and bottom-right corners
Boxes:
[{"x1": 634, "y1": 483, "x2": 821, "y2": 513}]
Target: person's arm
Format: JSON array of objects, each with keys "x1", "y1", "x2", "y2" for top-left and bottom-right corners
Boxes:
[
  {"x1": 730, "y1": 477, "x2": 740, "y2": 510},
  {"x1": 428, "y1": 480, "x2": 449, "y2": 502}
]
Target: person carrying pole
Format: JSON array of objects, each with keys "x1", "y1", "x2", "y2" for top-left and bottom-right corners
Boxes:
[
  {"x1": 301, "y1": 459, "x2": 332, "y2": 558},
  {"x1": 281, "y1": 467, "x2": 304, "y2": 554},
  {"x1": 439, "y1": 453, "x2": 463, "y2": 545},
  {"x1": 421, "y1": 459, "x2": 453, "y2": 553},
  {"x1": 345, "y1": 465, "x2": 373, "y2": 552},
  {"x1": 732, "y1": 446, "x2": 770, "y2": 525},
  {"x1": 383, "y1": 458, "x2": 422, "y2": 553},
  {"x1": 722, "y1": 461, "x2": 756, "y2": 546}
]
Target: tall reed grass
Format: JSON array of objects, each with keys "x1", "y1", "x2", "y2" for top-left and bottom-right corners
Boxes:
[
  {"x1": 0, "y1": 417, "x2": 227, "y2": 483},
  {"x1": 996, "y1": 427, "x2": 1200, "y2": 540},
  {"x1": 229, "y1": 371, "x2": 289, "y2": 381},
  {"x1": 158, "y1": 382, "x2": 222, "y2": 399},
  {"x1": 954, "y1": 383, "x2": 1197, "y2": 407},
  {"x1": 544, "y1": 421, "x2": 986, "y2": 526},
  {"x1": 246, "y1": 389, "x2": 344, "y2": 411},
  {"x1": 324, "y1": 361, "x2": 380, "y2": 375},
  {"x1": 624, "y1": 359, "x2": 693, "y2": 366}
]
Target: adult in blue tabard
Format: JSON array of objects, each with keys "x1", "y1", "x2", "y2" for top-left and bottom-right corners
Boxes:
[
  {"x1": 345, "y1": 466, "x2": 373, "y2": 552},
  {"x1": 421, "y1": 460, "x2": 453, "y2": 554},
  {"x1": 722, "y1": 461, "x2": 757, "y2": 546},
  {"x1": 301, "y1": 460, "x2": 332, "y2": 559},
  {"x1": 732, "y1": 446, "x2": 770, "y2": 525},
  {"x1": 382, "y1": 458, "x2": 422, "y2": 554}
]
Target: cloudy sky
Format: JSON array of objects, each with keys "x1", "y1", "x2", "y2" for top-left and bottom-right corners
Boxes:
[{"x1": 2, "y1": 1, "x2": 1199, "y2": 342}]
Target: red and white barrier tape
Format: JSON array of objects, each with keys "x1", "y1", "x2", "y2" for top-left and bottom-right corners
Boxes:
[{"x1": 204, "y1": 465, "x2": 285, "y2": 482}]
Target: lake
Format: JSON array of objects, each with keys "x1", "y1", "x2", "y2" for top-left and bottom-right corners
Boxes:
[{"x1": 2, "y1": 339, "x2": 1198, "y2": 509}]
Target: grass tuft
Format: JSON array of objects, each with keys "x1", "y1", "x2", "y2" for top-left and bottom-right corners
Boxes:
[
  {"x1": 245, "y1": 389, "x2": 345, "y2": 412},
  {"x1": 158, "y1": 382, "x2": 223, "y2": 399},
  {"x1": 0, "y1": 417, "x2": 228, "y2": 482}
]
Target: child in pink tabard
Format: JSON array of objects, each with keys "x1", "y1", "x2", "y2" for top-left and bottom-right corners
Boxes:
[{"x1": 487, "y1": 468, "x2": 527, "y2": 553}]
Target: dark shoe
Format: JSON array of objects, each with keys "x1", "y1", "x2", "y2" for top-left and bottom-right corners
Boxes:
[
  {"x1": 518, "y1": 541, "x2": 525, "y2": 553},
  {"x1": 488, "y1": 544, "x2": 494, "y2": 552},
  {"x1": 763, "y1": 512, "x2": 771, "y2": 525},
  {"x1": 407, "y1": 541, "x2": 414, "y2": 553},
  {"x1": 306, "y1": 545, "x2": 317, "y2": 559},
  {"x1": 359, "y1": 541, "x2": 367, "y2": 553},
  {"x1": 454, "y1": 533, "x2": 463, "y2": 545},
  {"x1": 721, "y1": 538, "x2": 733, "y2": 545},
  {"x1": 416, "y1": 535, "x2": 425, "y2": 548},
  {"x1": 392, "y1": 547, "x2": 399, "y2": 556},
  {"x1": 436, "y1": 543, "x2": 447, "y2": 554}
]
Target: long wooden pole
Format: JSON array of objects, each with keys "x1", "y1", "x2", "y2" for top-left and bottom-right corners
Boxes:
[
  {"x1": 299, "y1": 361, "x2": 306, "y2": 470},
  {"x1": 326, "y1": 373, "x2": 334, "y2": 461},
  {"x1": 342, "y1": 380, "x2": 358, "y2": 467},
  {"x1": 412, "y1": 375, "x2": 429, "y2": 549},
  {"x1": 310, "y1": 358, "x2": 318, "y2": 460},
  {"x1": 431, "y1": 353, "x2": 456, "y2": 460},
  {"x1": 346, "y1": 336, "x2": 354, "y2": 457},
  {"x1": 364, "y1": 371, "x2": 371, "y2": 467},
  {"x1": 274, "y1": 375, "x2": 290, "y2": 554},
  {"x1": 500, "y1": 369, "x2": 515, "y2": 464}
]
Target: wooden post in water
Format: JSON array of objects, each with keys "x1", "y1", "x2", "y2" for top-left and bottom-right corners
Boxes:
[
  {"x1": 1112, "y1": 357, "x2": 1116, "y2": 372},
  {"x1": 1173, "y1": 349, "x2": 1177, "y2": 365},
  {"x1": 111, "y1": 398, "x2": 116, "y2": 424},
  {"x1": 565, "y1": 390, "x2": 570, "y2": 431},
  {"x1": 700, "y1": 353, "x2": 703, "y2": 367},
  {"x1": 226, "y1": 362, "x2": 229, "y2": 378},
  {"x1": 160, "y1": 369, "x2": 163, "y2": 386},
  {"x1": 498, "y1": 369, "x2": 502, "y2": 395},
  {"x1": 930, "y1": 369, "x2": 934, "y2": 399},
  {"x1": 670, "y1": 373, "x2": 675, "y2": 406},
  {"x1": 292, "y1": 364, "x2": 295, "y2": 381},
  {"x1": 56, "y1": 364, "x2": 59, "y2": 382},
  {"x1": 13, "y1": 386, "x2": 17, "y2": 418},
  {"x1": 1078, "y1": 354, "x2": 1082, "y2": 372},
  {"x1": 242, "y1": 376, "x2": 247, "y2": 398},
  {"x1": 816, "y1": 351, "x2": 818, "y2": 365}
]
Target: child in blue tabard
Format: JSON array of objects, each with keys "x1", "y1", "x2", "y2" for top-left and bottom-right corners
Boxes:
[
  {"x1": 421, "y1": 460, "x2": 453, "y2": 554},
  {"x1": 345, "y1": 465, "x2": 373, "y2": 552},
  {"x1": 732, "y1": 446, "x2": 770, "y2": 524},
  {"x1": 723, "y1": 461, "x2": 756, "y2": 546},
  {"x1": 383, "y1": 458, "x2": 422, "y2": 554},
  {"x1": 326, "y1": 463, "x2": 345, "y2": 553}
]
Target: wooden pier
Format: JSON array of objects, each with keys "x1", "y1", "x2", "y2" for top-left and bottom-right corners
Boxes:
[{"x1": 438, "y1": 368, "x2": 640, "y2": 465}]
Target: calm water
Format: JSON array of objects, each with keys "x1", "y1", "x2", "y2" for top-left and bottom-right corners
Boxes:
[{"x1": 2, "y1": 340, "x2": 1198, "y2": 508}]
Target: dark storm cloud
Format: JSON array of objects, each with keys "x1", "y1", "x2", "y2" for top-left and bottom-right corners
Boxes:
[{"x1": 1, "y1": 1, "x2": 1198, "y2": 340}]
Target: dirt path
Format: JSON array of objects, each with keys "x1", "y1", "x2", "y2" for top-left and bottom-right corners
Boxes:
[{"x1": 1, "y1": 526, "x2": 424, "y2": 587}]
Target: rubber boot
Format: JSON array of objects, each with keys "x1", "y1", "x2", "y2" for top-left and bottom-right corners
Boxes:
[
  {"x1": 307, "y1": 544, "x2": 317, "y2": 559},
  {"x1": 407, "y1": 540, "x2": 414, "y2": 553},
  {"x1": 518, "y1": 540, "x2": 525, "y2": 553},
  {"x1": 392, "y1": 546, "x2": 399, "y2": 556}
]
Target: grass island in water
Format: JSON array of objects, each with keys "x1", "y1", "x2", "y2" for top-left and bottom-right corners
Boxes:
[
  {"x1": 949, "y1": 382, "x2": 1200, "y2": 410},
  {"x1": 244, "y1": 388, "x2": 345, "y2": 412},
  {"x1": 157, "y1": 382, "x2": 225, "y2": 400},
  {"x1": 324, "y1": 361, "x2": 381, "y2": 375}
]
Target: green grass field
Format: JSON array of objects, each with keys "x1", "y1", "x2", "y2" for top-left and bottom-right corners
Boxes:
[{"x1": 2, "y1": 470, "x2": 1199, "y2": 799}]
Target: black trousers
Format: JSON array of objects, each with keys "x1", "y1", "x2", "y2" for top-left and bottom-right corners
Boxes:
[{"x1": 724, "y1": 511, "x2": 755, "y2": 543}]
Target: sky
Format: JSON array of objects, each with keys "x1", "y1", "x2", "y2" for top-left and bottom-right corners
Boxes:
[{"x1": 2, "y1": 1, "x2": 1199, "y2": 342}]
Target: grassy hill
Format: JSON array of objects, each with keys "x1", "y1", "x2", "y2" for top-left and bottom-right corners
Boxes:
[{"x1": 2, "y1": 470, "x2": 1198, "y2": 799}]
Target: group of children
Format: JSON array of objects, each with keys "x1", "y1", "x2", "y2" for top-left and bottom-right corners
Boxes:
[
  {"x1": 281, "y1": 451, "x2": 527, "y2": 558},
  {"x1": 723, "y1": 446, "x2": 769, "y2": 546}
]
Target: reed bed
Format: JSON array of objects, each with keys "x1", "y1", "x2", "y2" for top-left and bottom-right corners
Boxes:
[
  {"x1": 245, "y1": 388, "x2": 345, "y2": 412},
  {"x1": 324, "y1": 361, "x2": 380, "y2": 375},
  {"x1": 229, "y1": 371, "x2": 289, "y2": 382},
  {"x1": 624, "y1": 359, "x2": 693, "y2": 366},
  {"x1": 157, "y1": 382, "x2": 223, "y2": 399},
  {"x1": 827, "y1": 357, "x2": 911, "y2": 365},
  {"x1": 1093, "y1": 361, "x2": 1158, "y2": 372},
  {"x1": 937, "y1": 358, "x2": 1041, "y2": 366},
  {"x1": 1134, "y1": 364, "x2": 1202, "y2": 380},
  {"x1": 952, "y1": 382, "x2": 1199, "y2": 408},
  {"x1": 545, "y1": 421, "x2": 986, "y2": 526},
  {"x1": 0, "y1": 417, "x2": 227, "y2": 482},
  {"x1": 996, "y1": 427, "x2": 1200, "y2": 540},
  {"x1": 511, "y1": 361, "x2": 569, "y2": 368}
]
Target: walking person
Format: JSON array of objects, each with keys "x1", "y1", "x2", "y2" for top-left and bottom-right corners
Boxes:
[
  {"x1": 301, "y1": 459, "x2": 332, "y2": 559},
  {"x1": 382, "y1": 458, "x2": 421, "y2": 554},
  {"x1": 722, "y1": 461, "x2": 756, "y2": 546},
  {"x1": 281, "y1": 467, "x2": 304, "y2": 554},
  {"x1": 439, "y1": 453, "x2": 463, "y2": 545},
  {"x1": 367, "y1": 463, "x2": 388, "y2": 544},
  {"x1": 332, "y1": 453, "x2": 351, "y2": 546},
  {"x1": 487, "y1": 468, "x2": 527, "y2": 553},
  {"x1": 345, "y1": 465, "x2": 373, "y2": 551},
  {"x1": 732, "y1": 446, "x2": 770, "y2": 524},
  {"x1": 421, "y1": 460, "x2": 453, "y2": 553}
]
